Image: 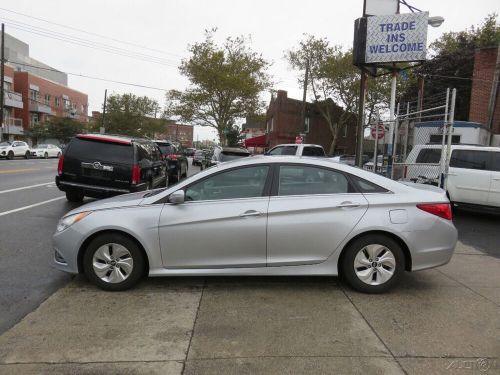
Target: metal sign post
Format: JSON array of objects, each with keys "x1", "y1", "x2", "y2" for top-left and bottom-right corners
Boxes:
[{"x1": 444, "y1": 88, "x2": 456, "y2": 191}]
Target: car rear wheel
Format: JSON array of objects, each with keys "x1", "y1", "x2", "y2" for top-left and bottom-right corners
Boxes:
[
  {"x1": 83, "y1": 233, "x2": 145, "y2": 291},
  {"x1": 7, "y1": 151, "x2": 14, "y2": 160},
  {"x1": 25, "y1": 151, "x2": 31, "y2": 159},
  {"x1": 44, "y1": 152, "x2": 48, "y2": 159},
  {"x1": 340, "y1": 234, "x2": 404, "y2": 294},
  {"x1": 66, "y1": 190, "x2": 84, "y2": 202}
]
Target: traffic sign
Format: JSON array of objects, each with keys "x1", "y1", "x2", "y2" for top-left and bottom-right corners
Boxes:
[
  {"x1": 371, "y1": 124, "x2": 385, "y2": 139},
  {"x1": 295, "y1": 136, "x2": 303, "y2": 144}
]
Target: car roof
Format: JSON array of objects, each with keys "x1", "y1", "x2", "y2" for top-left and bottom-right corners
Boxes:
[
  {"x1": 220, "y1": 147, "x2": 250, "y2": 153},
  {"x1": 413, "y1": 144, "x2": 500, "y2": 152},
  {"x1": 270, "y1": 143, "x2": 323, "y2": 148},
  {"x1": 76, "y1": 133, "x2": 141, "y2": 145}
]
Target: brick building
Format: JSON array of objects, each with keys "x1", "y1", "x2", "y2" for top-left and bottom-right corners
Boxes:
[
  {"x1": 155, "y1": 121, "x2": 194, "y2": 148},
  {"x1": 1, "y1": 33, "x2": 88, "y2": 142},
  {"x1": 468, "y1": 46, "x2": 500, "y2": 139},
  {"x1": 265, "y1": 90, "x2": 357, "y2": 155}
]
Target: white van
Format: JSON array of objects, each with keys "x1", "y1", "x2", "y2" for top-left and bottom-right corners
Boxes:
[{"x1": 403, "y1": 144, "x2": 500, "y2": 208}]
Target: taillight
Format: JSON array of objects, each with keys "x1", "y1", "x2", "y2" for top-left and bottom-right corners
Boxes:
[
  {"x1": 417, "y1": 203, "x2": 452, "y2": 220},
  {"x1": 168, "y1": 154, "x2": 178, "y2": 161},
  {"x1": 57, "y1": 155, "x2": 64, "y2": 176},
  {"x1": 131, "y1": 164, "x2": 141, "y2": 185}
]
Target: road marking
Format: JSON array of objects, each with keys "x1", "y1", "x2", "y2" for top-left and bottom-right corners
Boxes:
[
  {"x1": 0, "y1": 168, "x2": 36, "y2": 174},
  {"x1": 0, "y1": 196, "x2": 65, "y2": 217},
  {"x1": 0, "y1": 181, "x2": 54, "y2": 194}
]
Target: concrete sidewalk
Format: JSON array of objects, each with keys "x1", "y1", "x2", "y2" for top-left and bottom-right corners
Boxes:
[{"x1": 0, "y1": 242, "x2": 498, "y2": 374}]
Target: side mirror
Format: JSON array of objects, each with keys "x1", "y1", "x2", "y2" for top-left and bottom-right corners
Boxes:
[{"x1": 168, "y1": 190, "x2": 185, "y2": 204}]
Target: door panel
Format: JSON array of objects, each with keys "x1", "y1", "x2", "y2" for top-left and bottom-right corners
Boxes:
[
  {"x1": 267, "y1": 194, "x2": 368, "y2": 266},
  {"x1": 488, "y1": 152, "x2": 500, "y2": 207},
  {"x1": 159, "y1": 198, "x2": 269, "y2": 268}
]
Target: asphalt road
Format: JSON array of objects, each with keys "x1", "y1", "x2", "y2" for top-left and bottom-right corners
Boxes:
[
  {"x1": 0, "y1": 157, "x2": 200, "y2": 335},
  {"x1": 0, "y1": 157, "x2": 498, "y2": 336}
]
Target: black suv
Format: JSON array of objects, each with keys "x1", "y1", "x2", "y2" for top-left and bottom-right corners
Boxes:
[
  {"x1": 154, "y1": 140, "x2": 188, "y2": 183},
  {"x1": 56, "y1": 134, "x2": 167, "y2": 202}
]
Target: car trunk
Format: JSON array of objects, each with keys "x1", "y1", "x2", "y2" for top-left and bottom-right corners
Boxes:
[{"x1": 62, "y1": 138, "x2": 135, "y2": 190}]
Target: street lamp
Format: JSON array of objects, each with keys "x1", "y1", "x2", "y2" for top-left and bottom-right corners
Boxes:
[{"x1": 428, "y1": 16, "x2": 445, "y2": 28}]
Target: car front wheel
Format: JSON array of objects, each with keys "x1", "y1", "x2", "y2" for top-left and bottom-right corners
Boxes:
[
  {"x1": 66, "y1": 190, "x2": 84, "y2": 202},
  {"x1": 83, "y1": 233, "x2": 146, "y2": 291},
  {"x1": 340, "y1": 234, "x2": 404, "y2": 294}
]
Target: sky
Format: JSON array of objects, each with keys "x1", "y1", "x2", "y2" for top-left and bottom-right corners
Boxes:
[{"x1": 1, "y1": 0, "x2": 498, "y2": 141}]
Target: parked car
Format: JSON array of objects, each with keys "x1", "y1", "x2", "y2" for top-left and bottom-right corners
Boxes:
[
  {"x1": 154, "y1": 140, "x2": 188, "y2": 183},
  {"x1": 266, "y1": 143, "x2": 326, "y2": 157},
  {"x1": 0, "y1": 141, "x2": 31, "y2": 160},
  {"x1": 185, "y1": 148, "x2": 196, "y2": 157},
  {"x1": 402, "y1": 144, "x2": 500, "y2": 209},
  {"x1": 199, "y1": 149, "x2": 213, "y2": 170},
  {"x1": 363, "y1": 155, "x2": 387, "y2": 175},
  {"x1": 53, "y1": 156, "x2": 457, "y2": 293},
  {"x1": 209, "y1": 146, "x2": 250, "y2": 166},
  {"x1": 192, "y1": 149, "x2": 204, "y2": 166},
  {"x1": 56, "y1": 134, "x2": 167, "y2": 202},
  {"x1": 31, "y1": 144, "x2": 62, "y2": 158}
]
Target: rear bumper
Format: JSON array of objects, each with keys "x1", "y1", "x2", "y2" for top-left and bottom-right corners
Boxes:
[{"x1": 55, "y1": 176, "x2": 146, "y2": 197}]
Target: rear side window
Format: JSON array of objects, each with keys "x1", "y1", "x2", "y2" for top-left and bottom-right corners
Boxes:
[
  {"x1": 416, "y1": 148, "x2": 441, "y2": 163},
  {"x1": 492, "y1": 152, "x2": 500, "y2": 172},
  {"x1": 278, "y1": 165, "x2": 352, "y2": 196},
  {"x1": 303, "y1": 147, "x2": 325, "y2": 157},
  {"x1": 350, "y1": 175, "x2": 389, "y2": 193},
  {"x1": 66, "y1": 138, "x2": 133, "y2": 164},
  {"x1": 269, "y1": 146, "x2": 297, "y2": 155},
  {"x1": 219, "y1": 151, "x2": 250, "y2": 162},
  {"x1": 450, "y1": 150, "x2": 488, "y2": 170}
]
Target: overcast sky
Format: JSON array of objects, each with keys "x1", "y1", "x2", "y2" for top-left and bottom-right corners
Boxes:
[{"x1": 1, "y1": 0, "x2": 498, "y2": 140}]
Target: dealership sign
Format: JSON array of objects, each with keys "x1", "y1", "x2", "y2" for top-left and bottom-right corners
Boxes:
[{"x1": 365, "y1": 12, "x2": 428, "y2": 63}]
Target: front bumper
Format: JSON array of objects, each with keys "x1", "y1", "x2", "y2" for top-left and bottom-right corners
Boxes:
[{"x1": 53, "y1": 226, "x2": 83, "y2": 274}]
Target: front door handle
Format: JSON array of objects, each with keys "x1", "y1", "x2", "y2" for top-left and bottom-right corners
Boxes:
[
  {"x1": 447, "y1": 173, "x2": 458, "y2": 176},
  {"x1": 239, "y1": 210, "x2": 263, "y2": 217},
  {"x1": 336, "y1": 201, "x2": 361, "y2": 208},
  {"x1": 493, "y1": 177, "x2": 500, "y2": 181}
]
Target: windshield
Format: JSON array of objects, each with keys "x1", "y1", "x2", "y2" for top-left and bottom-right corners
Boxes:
[
  {"x1": 36, "y1": 144, "x2": 48, "y2": 148},
  {"x1": 67, "y1": 138, "x2": 134, "y2": 164},
  {"x1": 156, "y1": 144, "x2": 174, "y2": 155},
  {"x1": 220, "y1": 152, "x2": 250, "y2": 162},
  {"x1": 268, "y1": 145, "x2": 297, "y2": 155},
  {"x1": 0, "y1": 141, "x2": 12, "y2": 147}
]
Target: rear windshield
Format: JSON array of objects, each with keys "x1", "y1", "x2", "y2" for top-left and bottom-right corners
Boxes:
[
  {"x1": 67, "y1": 138, "x2": 134, "y2": 164},
  {"x1": 156, "y1": 143, "x2": 174, "y2": 155},
  {"x1": 269, "y1": 145, "x2": 297, "y2": 155},
  {"x1": 220, "y1": 151, "x2": 250, "y2": 162}
]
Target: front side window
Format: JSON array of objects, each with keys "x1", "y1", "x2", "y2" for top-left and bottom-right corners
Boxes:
[
  {"x1": 278, "y1": 165, "x2": 351, "y2": 196},
  {"x1": 268, "y1": 145, "x2": 297, "y2": 156},
  {"x1": 492, "y1": 152, "x2": 500, "y2": 172},
  {"x1": 303, "y1": 147, "x2": 325, "y2": 157},
  {"x1": 450, "y1": 150, "x2": 489, "y2": 170},
  {"x1": 185, "y1": 165, "x2": 269, "y2": 202}
]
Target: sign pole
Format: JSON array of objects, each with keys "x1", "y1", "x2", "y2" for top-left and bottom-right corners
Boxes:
[
  {"x1": 356, "y1": 71, "x2": 367, "y2": 167},
  {"x1": 444, "y1": 88, "x2": 456, "y2": 190},
  {"x1": 373, "y1": 122, "x2": 378, "y2": 173},
  {"x1": 387, "y1": 67, "x2": 397, "y2": 177}
]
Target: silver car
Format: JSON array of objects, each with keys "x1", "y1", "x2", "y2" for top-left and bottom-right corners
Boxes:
[{"x1": 53, "y1": 156, "x2": 457, "y2": 293}]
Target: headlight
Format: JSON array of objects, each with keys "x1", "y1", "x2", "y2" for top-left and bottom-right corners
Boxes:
[{"x1": 56, "y1": 211, "x2": 92, "y2": 232}]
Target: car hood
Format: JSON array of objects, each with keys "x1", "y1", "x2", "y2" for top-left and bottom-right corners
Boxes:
[{"x1": 64, "y1": 191, "x2": 147, "y2": 216}]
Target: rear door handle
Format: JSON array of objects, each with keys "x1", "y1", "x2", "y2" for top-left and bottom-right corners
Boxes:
[
  {"x1": 336, "y1": 201, "x2": 361, "y2": 208},
  {"x1": 239, "y1": 210, "x2": 263, "y2": 217},
  {"x1": 493, "y1": 178, "x2": 500, "y2": 181}
]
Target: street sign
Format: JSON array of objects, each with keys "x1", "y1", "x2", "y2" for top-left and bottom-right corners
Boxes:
[
  {"x1": 295, "y1": 136, "x2": 303, "y2": 144},
  {"x1": 371, "y1": 124, "x2": 385, "y2": 139},
  {"x1": 365, "y1": 12, "x2": 428, "y2": 63}
]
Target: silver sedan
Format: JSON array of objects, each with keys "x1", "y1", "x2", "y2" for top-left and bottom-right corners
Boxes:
[{"x1": 53, "y1": 156, "x2": 457, "y2": 293}]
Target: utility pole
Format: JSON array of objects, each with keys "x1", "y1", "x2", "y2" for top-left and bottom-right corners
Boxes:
[
  {"x1": 100, "y1": 89, "x2": 107, "y2": 134},
  {"x1": 386, "y1": 66, "x2": 398, "y2": 177},
  {"x1": 416, "y1": 76, "x2": 424, "y2": 123},
  {"x1": 300, "y1": 58, "x2": 310, "y2": 142},
  {"x1": 355, "y1": 71, "x2": 367, "y2": 167},
  {"x1": 444, "y1": 88, "x2": 456, "y2": 191},
  {"x1": 0, "y1": 24, "x2": 5, "y2": 142}
]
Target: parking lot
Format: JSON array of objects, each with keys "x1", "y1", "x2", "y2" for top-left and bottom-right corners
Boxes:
[{"x1": 0, "y1": 158, "x2": 499, "y2": 374}]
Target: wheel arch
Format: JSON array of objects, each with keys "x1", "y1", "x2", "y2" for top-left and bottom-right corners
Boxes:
[
  {"x1": 338, "y1": 230, "x2": 412, "y2": 273},
  {"x1": 77, "y1": 229, "x2": 150, "y2": 276}
]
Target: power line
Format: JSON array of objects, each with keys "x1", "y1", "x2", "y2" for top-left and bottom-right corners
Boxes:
[
  {"x1": 7, "y1": 60, "x2": 170, "y2": 92},
  {"x1": 1, "y1": 19, "x2": 180, "y2": 67},
  {"x1": 0, "y1": 7, "x2": 183, "y2": 58}
]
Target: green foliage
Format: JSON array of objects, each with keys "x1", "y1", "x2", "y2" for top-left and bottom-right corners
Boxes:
[
  {"x1": 225, "y1": 125, "x2": 244, "y2": 147},
  {"x1": 102, "y1": 93, "x2": 162, "y2": 137},
  {"x1": 287, "y1": 35, "x2": 360, "y2": 154},
  {"x1": 28, "y1": 117, "x2": 86, "y2": 144},
  {"x1": 165, "y1": 29, "x2": 271, "y2": 145},
  {"x1": 402, "y1": 13, "x2": 500, "y2": 121}
]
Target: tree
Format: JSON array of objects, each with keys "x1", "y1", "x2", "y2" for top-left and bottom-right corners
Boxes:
[
  {"x1": 225, "y1": 124, "x2": 244, "y2": 147},
  {"x1": 28, "y1": 117, "x2": 85, "y2": 144},
  {"x1": 102, "y1": 93, "x2": 163, "y2": 137},
  {"x1": 165, "y1": 29, "x2": 271, "y2": 145},
  {"x1": 287, "y1": 35, "x2": 360, "y2": 154},
  {"x1": 401, "y1": 14, "x2": 500, "y2": 120}
]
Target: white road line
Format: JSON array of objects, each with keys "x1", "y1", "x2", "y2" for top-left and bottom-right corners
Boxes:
[
  {"x1": 0, "y1": 196, "x2": 65, "y2": 217},
  {"x1": 0, "y1": 182, "x2": 54, "y2": 194}
]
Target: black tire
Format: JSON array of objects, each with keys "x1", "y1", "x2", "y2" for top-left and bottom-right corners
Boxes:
[
  {"x1": 44, "y1": 152, "x2": 48, "y2": 159},
  {"x1": 57, "y1": 152, "x2": 61, "y2": 158},
  {"x1": 182, "y1": 162, "x2": 188, "y2": 177},
  {"x1": 83, "y1": 233, "x2": 146, "y2": 291},
  {"x1": 25, "y1": 151, "x2": 31, "y2": 159},
  {"x1": 66, "y1": 190, "x2": 84, "y2": 202},
  {"x1": 340, "y1": 234, "x2": 404, "y2": 294},
  {"x1": 7, "y1": 151, "x2": 14, "y2": 160}
]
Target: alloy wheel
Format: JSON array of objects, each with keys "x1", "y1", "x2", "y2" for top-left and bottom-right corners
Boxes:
[
  {"x1": 353, "y1": 244, "x2": 396, "y2": 286},
  {"x1": 92, "y1": 243, "x2": 134, "y2": 284}
]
